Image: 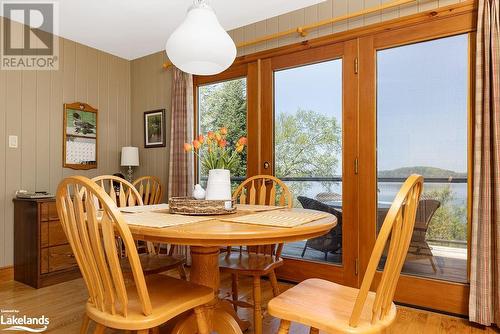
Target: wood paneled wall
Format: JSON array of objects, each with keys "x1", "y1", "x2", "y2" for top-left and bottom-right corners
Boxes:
[
  {"x1": 229, "y1": 0, "x2": 464, "y2": 56},
  {"x1": 130, "y1": 52, "x2": 171, "y2": 202},
  {"x1": 0, "y1": 18, "x2": 131, "y2": 267}
]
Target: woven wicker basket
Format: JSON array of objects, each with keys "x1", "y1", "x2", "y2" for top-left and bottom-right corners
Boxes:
[{"x1": 169, "y1": 197, "x2": 236, "y2": 215}]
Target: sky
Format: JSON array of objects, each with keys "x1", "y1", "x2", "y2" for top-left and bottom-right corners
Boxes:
[
  {"x1": 274, "y1": 33, "x2": 468, "y2": 174},
  {"x1": 275, "y1": 59, "x2": 343, "y2": 174}
]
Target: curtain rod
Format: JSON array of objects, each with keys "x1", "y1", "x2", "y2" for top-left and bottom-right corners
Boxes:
[{"x1": 162, "y1": 0, "x2": 417, "y2": 69}]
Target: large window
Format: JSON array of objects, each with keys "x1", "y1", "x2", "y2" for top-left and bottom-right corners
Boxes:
[
  {"x1": 197, "y1": 77, "x2": 248, "y2": 186},
  {"x1": 274, "y1": 59, "x2": 343, "y2": 264},
  {"x1": 376, "y1": 34, "x2": 469, "y2": 283}
]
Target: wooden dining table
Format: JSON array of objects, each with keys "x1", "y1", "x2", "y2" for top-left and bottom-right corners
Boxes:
[{"x1": 125, "y1": 207, "x2": 337, "y2": 334}]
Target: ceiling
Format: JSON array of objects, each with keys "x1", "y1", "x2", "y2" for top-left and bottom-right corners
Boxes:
[{"x1": 4, "y1": 0, "x2": 326, "y2": 60}]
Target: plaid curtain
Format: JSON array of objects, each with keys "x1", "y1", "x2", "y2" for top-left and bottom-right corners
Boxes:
[
  {"x1": 469, "y1": 0, "x2": 500, "y2": 326},
  {"x1": 168, "y1": 67, "x2": 194, "y2": 261},
  {"x1": 168, "y1": 67, "x2": 194, "y2": 197}
]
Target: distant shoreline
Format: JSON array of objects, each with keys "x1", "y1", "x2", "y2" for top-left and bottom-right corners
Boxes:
[{"x1": 377, "y1": 166, "x2": 467, "y2": 179}]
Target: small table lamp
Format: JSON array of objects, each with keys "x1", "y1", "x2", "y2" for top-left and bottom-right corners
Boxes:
[{"x1": 121, "y1": 147, "x2": 139, "y2": 182}]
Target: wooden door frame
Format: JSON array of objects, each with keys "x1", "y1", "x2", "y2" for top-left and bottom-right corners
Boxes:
[
  {"x1": 257, "y1": 41, "x2": 359, "y2": 287},
  {"x1": 358, "y1": 10, "x2": 476, "y2": 316}
]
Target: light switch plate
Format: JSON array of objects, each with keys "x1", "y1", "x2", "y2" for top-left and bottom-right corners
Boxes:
[{"x1": 8, "y1": 135, "x2": 18, "y2": 148}]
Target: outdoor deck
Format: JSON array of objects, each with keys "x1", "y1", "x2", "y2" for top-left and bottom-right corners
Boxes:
[{"x1": 282, "y1": 241, "x2": 468, "y2": 283}]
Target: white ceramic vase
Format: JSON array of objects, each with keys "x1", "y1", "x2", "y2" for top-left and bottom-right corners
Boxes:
[{"x1": 205, "y1": 169, "x2": 232, "y2": 201}]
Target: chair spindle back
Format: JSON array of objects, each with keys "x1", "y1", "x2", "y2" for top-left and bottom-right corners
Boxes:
[
  {"x1": 231, "y1": 175, "x2": 292, "y2": 257},
  {"x1": 233, "y1": 175, "x2": 292, "y2": 208},
  {"x1": 133, "y1": 176, "x2": 163, "y2": 205},
  {"x1": 91, "y1": 175, "x2": 143, "y2": 207},
  {"x1": 91, "y1": 176, "x2": 162, "y2": 255},
  {"x1": 243, "y1": 243, "x2": 284, "y2": 258},
  {"x1": 349, "y1": 174, "x2": 423, "y2": 327},
  {"x1": 56, "y1": 176, "x2": 152, "y2": 318}
]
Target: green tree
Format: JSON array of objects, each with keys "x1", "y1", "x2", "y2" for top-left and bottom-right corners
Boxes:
[
  {"x1": 199, "y1": 79, "x2": 247, "y2": 177},
  {"x1": 198, "y1": 82, "x2": 342, "y2": 201},
  {"x1": 425, "y1": 185, "x2": 467, "y2": 242},
  {"x1": 275, "y1": 109, "x2": 341, "y2": 177},
  {"x1": 275, "y1": 109, "x2": 342, "y2": 202}
]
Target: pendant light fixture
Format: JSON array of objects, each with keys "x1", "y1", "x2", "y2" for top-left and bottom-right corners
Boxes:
[{"x1": 166, "y1": 0, "x2": 236, "y2": 76}]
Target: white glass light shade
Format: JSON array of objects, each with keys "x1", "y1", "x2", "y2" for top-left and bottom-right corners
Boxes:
[
  {"x1": 121, "y1": 147, "x2": 139, "y2": 167},
  {"x1": 165, "y1": 2, "x2": 236, "y2": 76}
]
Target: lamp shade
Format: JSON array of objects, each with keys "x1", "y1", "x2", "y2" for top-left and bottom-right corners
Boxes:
[
  {"x1": 165, "y1": 0, "x2": 236, "y2": 76},
  {"x1": 121, "y1": 147, "x2": 139, "y2": 167}
]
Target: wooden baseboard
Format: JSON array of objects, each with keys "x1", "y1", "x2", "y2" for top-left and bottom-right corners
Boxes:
[{"x1": 0, "y1": 266, "x2": 14, "y2": 282}]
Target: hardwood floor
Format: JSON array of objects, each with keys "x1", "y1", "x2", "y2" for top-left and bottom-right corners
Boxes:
[
  {"x1": 0, "y1": 266, "x2": 13, "y2": 282},
  {"x1": 0, "y1": 270, "x2": 496, "y2": 333}
]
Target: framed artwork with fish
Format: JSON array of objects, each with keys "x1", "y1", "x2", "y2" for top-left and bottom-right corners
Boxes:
[{"x1": 63, "y1": 102, "x2": 98, "y2": 170}]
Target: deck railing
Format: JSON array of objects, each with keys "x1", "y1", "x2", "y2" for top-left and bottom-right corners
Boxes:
[
  {"x1": 200, "y1": 174, "x2": 467, "y2": 244},
  {"x1": 202, "y1": 176, "x2": 467, "y2": 183}
]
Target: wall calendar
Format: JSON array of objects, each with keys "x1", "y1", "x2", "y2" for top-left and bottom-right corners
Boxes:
[{"x1": 63, "y1": 102, "x2": 98, "y2": 170}]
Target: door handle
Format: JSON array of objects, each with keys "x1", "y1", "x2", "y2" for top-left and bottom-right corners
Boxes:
[{"x1": 263, "y1": 161, "x2": 270, "y2": 169}]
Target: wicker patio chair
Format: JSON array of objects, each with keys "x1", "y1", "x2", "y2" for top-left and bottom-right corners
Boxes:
[
  {"x1": 297, "y1": 196, "x2": 343, "y2": 261},
  {"x1": 406, "y1": 198, "x2": 441, "y2": 272}
]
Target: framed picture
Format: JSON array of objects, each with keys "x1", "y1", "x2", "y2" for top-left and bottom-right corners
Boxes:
[
  {"x1": 63, "y1": 102, "x2": 98, "y2": 170},
  {"x1": 144, "y1": 109, "x2": 166, "y2": 148}
]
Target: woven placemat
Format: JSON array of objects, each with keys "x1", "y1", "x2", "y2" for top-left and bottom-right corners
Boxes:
[
  {"x1": 235, "y1": 204, "x2": 286, "y2": 212},
  {"x1": 123, "y1": 212, "x2": 212, "y2": 228},
  {"x1": 119, "y1": 204, "x2": 169, "y2": 214},
  {"x1": 221, "y1": 209, "x2": 330, "y2": 228}
]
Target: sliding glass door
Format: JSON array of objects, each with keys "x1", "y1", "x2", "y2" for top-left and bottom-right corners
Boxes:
[
  {"x1": 358, "y1": 19, "x2": 474, "y2": 314},
  {"x1": 265, "y1": 22, "x2": 473, "y2": 312},
  {"x1": 376, "y1": 34, "x2": 469, "y2": 284},
  {"x1": 274, "y1": 59, "x2": 343, "y2": 264},
  {"x1": 261, "y1": 42, "x2": 359, "y2": 286}
]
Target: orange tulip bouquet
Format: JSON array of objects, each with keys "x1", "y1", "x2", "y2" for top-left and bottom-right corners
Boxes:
[
  {"x1": 184, "y1": 127, "x2": 247, "y2": 200},
  {"x1": 184, "y1": 127, "x2": 247, "y2": 171}
]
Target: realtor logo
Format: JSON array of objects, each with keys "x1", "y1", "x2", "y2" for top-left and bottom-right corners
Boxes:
[
  {"x1": 0, "y1": 309, "x2": 49, "y2": 332},
  {"x1": 1, "y1": 1, "x2": 59, "y2": 70}
]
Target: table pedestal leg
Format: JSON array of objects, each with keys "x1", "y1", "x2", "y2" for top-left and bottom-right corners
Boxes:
[{"x1": 172, "y1": 246, "x2": 250, "y2": 334}]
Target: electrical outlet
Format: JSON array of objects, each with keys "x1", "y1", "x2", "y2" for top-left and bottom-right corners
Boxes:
[{"x1": 8, "y1": 135, "x2": 18, "y2": 148}]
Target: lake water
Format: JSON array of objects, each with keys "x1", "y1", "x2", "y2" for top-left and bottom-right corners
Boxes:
[{"x1": 283, "y1": 180, "x2": 467, "y2": 207}]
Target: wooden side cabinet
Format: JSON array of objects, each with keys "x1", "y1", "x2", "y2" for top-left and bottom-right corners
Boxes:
[{"x1": 13, "y1": 198, "x2": 80, "y2": 288}]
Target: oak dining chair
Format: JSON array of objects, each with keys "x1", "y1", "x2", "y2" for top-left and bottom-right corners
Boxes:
[
  {"x1": 56, "y1": 176, "x2": 213, "y2": 334},
  {"x1": 133, "y1": 176, "x2": 163, "y2": 205},
  {"x1": 220, "y1": 175, "x2": 293, "y2": 334},
  {"x1": 268, "y1": 174, "x2": 423, "y2": 334},
  {"x1": 406, "y1": 198, "x2": 441, "y2": 273},
  {"x1": 132, "y1": 175, "x2": 175, "y2": 256},
  {"x1": 91, "y1": 175, "x2": 186, "y2": 278}
]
